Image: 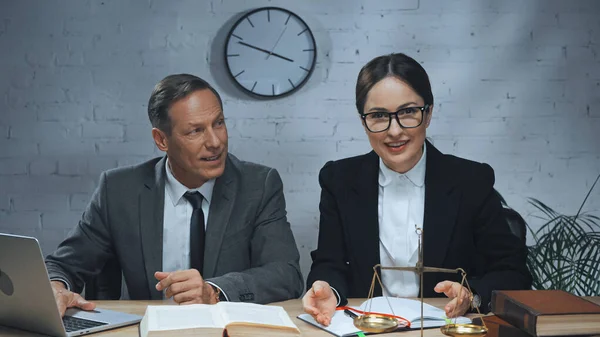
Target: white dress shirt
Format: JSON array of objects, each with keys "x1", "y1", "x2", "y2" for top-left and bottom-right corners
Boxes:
[
  {"x1": 162, "y1": 159, "x2": 228, "y2": 300},
  {"x1": 378, "y1": 144, "x2": 427, "y2": 297},
  {"x1": 330, "y1": 145, "x2": 427, "y2": 305},
  {"x1": 163, "y1": 159, "x2": 214, "y2": 273}
]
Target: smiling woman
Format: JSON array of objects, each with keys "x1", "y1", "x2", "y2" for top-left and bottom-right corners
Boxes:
[
  {"x1": 302, "y1": 53, "x2": 532, "y2": 327},
  {"x1": 359, "y1": 77, "x2": 432, "y2": 174}
]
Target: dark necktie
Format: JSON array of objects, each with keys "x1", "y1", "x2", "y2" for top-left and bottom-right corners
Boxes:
[{"x1": 183, "y1": 191, "x2": 205, "y2": 274}]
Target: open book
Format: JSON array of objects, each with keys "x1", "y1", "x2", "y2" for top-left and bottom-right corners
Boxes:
[
  {"x1": 298, "y1": 297, "x2": 471, "y2": 337},
  {"x1": 140, "y1": 302, "x2": 300, "y2": 337}
]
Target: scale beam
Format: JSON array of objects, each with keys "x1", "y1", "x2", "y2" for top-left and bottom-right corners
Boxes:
[{"x1": 376, "y1": 264, "x2": 464, "y2": 275}]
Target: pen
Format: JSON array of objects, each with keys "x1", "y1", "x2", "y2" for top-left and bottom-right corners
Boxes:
[{"x1": 344, "y1": 309, "x2": 358, "y2": 319}]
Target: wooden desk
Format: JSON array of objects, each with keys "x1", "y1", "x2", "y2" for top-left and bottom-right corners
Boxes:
[{"x1": 2, "y1": 297, "x2": 600, "y2": 336}]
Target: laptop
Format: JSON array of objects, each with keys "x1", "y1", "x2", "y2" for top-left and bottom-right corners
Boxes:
[{"x1": 0, "y1": 233, "x2": 142, "y2": 337}]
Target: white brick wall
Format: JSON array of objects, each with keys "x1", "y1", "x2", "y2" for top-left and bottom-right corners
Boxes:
[{"x1": 1, "y1": 0, "x2": 599, "y2": 283}]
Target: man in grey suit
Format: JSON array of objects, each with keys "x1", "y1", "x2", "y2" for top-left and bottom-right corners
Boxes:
[{"x1": 45, "y1": 74, "x2": 303, "y2": 316}]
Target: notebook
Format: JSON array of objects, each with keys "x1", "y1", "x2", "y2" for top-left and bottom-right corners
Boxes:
[{"x1": 298, "y1": 297, "x2": 471, "y2": 337}]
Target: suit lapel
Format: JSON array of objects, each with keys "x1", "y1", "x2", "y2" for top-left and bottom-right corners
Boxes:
[
  {"x1": 346, "y1": 151, "x2": 382, "y2": 296},
  {"x1": 423, "y1": 141, "x2": 460, "y2": 270},
  {"x1": 203, "y1": 155, "x2": 237, "y2": 278},
  {"x1": 140, "y1": 157, "x2": 166, "y2": 300}
]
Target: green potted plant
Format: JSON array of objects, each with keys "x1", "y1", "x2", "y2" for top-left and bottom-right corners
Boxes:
[{"x1": 526, "y1": 173, "x2": 600, "y2": 296}]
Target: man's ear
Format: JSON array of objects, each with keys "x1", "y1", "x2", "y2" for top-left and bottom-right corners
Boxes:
[{"x1": 152, "y1": 128, "x2": 168, "y2": 152}]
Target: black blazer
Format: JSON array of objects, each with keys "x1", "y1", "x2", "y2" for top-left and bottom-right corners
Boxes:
[{"x1": 306, "y1": 141, "x2": 531, "y2": 312}]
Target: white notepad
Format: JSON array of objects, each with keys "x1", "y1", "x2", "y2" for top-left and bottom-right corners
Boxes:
[{"x1": 298, "y1": 297, "x2": 471, "y2": 337}]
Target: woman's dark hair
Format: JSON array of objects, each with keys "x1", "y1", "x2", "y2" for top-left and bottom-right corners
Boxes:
[
  {"x1": 148, "y1": 74, "x2": 223, "y2": 135},
  {"x1": 355, "y1": 53, "x2": 433, "y2": 115}
]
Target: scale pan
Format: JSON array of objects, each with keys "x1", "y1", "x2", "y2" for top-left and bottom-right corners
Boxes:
[
  {"x1": 440, "y1": 323, "x2": 488, "y2": 337},
  {"x1": 352, "y1": 313, "x2": 401, "y2": 333}
]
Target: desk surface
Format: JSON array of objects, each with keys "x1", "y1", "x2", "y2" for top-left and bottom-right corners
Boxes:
[{"x1": 2, "y1": 297, "x2": 600, "y2": 336}]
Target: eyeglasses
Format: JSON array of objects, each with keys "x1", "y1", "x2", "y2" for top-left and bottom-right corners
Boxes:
[{"x1": 360, "y1": 105, "x2": 430, "y2": 133}]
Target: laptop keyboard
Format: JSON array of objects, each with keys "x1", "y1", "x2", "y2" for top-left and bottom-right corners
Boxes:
[{"x1": 62, "y1": 315, "x2": 108, "y2": 332}]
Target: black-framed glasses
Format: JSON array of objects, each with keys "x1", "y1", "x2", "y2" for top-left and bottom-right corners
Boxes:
[{"x1": 360, "y1": 104, "x2": 430, "y2": 133}]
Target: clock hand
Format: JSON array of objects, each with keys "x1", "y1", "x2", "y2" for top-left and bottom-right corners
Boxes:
[
  {"x1": 266, "y1": 26, "x2": 287, "y2": 60},
  {"x1": 237, "y1": 41, "x2": 294, "y2": 63}
]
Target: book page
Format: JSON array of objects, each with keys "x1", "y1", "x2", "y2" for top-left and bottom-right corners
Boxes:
[
  {"x1": 218, "y1": 302, "x2": 297, "y2": 329},
  {"x1": 147, "y1": 304, "x2": 226, "y2": 331}
]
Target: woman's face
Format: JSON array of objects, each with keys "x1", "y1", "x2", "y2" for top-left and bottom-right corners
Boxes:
[{"x1": 362, "y1": 76, "x2": 432, "y2": 173}]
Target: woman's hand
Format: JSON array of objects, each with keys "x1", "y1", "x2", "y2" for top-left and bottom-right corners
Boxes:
[
  {"x1": 434, "y1": 281, "x2": 472, "y2": 317},
  {"x1": 302, "y1": 280, "x2": 338, "y2": 326}
]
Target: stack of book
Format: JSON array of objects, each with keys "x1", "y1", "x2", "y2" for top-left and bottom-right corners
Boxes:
[{"x1": 481, "y1": 290, "x2": 600, "y2": 337}]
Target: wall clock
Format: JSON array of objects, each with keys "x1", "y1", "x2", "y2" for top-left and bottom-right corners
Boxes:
[{"x1": 224, "y1": 7, "x2": 317, "y2": 98}]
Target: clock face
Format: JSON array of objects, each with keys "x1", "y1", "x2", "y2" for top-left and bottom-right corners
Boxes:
[{"x1": 225, "y1": 7, "x2": 317, "y2": 98}]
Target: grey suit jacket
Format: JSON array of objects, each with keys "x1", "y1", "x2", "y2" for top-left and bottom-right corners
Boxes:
[{"x1": 45, "y1": 154, "x2": 304, "y2": 304}]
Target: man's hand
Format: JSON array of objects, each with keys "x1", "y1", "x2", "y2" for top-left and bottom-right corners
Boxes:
[
  {"x1": 51, "y1": 281, "x2": 96, "y2": 317},
  {"x1": 302, "y1": 281, "x2": 337, "y2": 326},
  {"x1": 155, "y1": 269, "x2": 217, "y2": 305},
  {"x1": 434, "y1": 281, "x2": 472, "y2": 317}
]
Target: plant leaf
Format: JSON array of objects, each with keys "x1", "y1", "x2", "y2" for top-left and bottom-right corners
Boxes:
[{"x1": 526, "y1": 181, "x2": 600, "y2": 296}]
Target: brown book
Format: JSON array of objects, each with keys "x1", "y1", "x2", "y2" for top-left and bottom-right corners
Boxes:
[
  {"x1": 139, "y1": 302, "x2": 300, "y2": 337},
  {"x1": 491, "y1": 290, "x2": 600, "y2": 336}
]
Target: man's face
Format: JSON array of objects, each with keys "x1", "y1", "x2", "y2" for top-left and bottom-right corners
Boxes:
[{"x1": 153, "y1": 89, "x2": 228, "y2": 188}]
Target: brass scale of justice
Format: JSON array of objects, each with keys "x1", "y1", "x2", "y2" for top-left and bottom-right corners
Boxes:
[{"x1": 351, "y1": 227, "x2": 488, "y2": 337}]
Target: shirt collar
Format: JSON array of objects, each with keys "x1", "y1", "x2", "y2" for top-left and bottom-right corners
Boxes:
[
  {"x1": 165, "y1": 158, "x2": 215, "y2": 206},
  {"x1": 378, "y1": 142, "x2": 427, "y2": 188}
]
